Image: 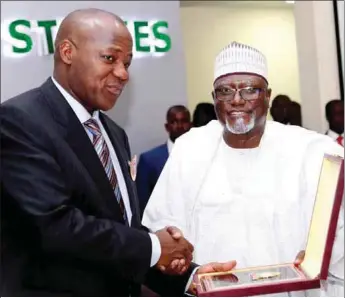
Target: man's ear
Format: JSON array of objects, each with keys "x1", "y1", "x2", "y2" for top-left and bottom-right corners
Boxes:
[
  {"x1": 266, "y1": 88, "x2": 272, "y2": 105},
  {"x1": 211, "y1": 91, "x2": 216, "y2": 101},
  {"x1": 58, "y1": 39, "x2": 74, "y2": 65}
]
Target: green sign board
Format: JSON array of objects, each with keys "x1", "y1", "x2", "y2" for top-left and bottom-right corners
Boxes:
[{"x1": 5, "y1": 18, "x2": 171, "y2": 56}]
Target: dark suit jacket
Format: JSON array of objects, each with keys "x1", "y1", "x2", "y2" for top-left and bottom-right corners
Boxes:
[
  {"x1": 0, "y1": 78, "x2": 196, "y2": 297},
  {"x1": 136, "y1": 144, "x2": 169, "y2": 216}
]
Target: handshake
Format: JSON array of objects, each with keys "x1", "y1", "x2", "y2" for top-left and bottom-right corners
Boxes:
[
  {"x1": 154, "y1": 226, "x2": 193, "y2": 275},
  {"x1": 154, "y1": 226, "x2": 237, "y2": 295},
  {"x1": 154, "y1": 226, "x2": 237, "y2": 275}
]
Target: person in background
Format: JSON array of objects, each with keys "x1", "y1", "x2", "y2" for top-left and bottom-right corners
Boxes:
[
  {"x1": 143, "y1": 41, "x2": 344, "y2": 296},
  {"x1": 192, "y1": 102, "x2": 217, "y2": 127},
  {"x1": 136, "y1": 105, "x2": 191, "y2": 216},
  {"x1": 289, "y1": 101, "x2": 302, "y2": 127},
  {"x1": 270, "y1": 94, "x2": 291, "y2": 125},
  {"x1": 325, "y1": 99, "x2": 344, "y2": 146}
]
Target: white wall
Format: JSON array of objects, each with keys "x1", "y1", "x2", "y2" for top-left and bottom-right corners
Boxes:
[
  {"x1": 294, "y1": 1, "x2": 341, "y2": 133},
  {"x1": 180, "y1": 2, "x2": 301, "y2": 117},
  {"x1": 1, "y1": 1, "x2": 188, "y2": 155},
  {"x1": 336, "y1": 0, "x2": 344, "y2": 85}
]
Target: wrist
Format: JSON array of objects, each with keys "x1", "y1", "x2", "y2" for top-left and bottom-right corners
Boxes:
[
  {"x1": 149, "y1": 232, "x2": 161, "y2": 267},
  {"x1": 185, "y1": 265, "x2": 200, "y2": 295}
]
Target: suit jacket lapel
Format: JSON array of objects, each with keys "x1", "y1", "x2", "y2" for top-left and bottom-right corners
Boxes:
[
  {"x1": 40, "y1": 78, "x2": 126, "y2": 223},
  {"x1": 100, "y1": 114, "x2": 141, "y2": 227}
]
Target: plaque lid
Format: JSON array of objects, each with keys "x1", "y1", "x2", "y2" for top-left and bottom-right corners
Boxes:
[{"x1": 301, "y1": 154, "x2": 344, "y2": 280}]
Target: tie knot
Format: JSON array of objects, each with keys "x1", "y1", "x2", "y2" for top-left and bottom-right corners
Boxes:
[{"x1": 84, "y1": 118, "x2": 101, "y2": 136}]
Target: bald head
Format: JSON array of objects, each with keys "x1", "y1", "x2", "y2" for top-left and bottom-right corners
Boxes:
[
  {"x1": 52, "y1": 8, "x2": 133, "y2": 113},
  {"x1": 54, "y1": 8, "x2": 128, "y2": 62}
]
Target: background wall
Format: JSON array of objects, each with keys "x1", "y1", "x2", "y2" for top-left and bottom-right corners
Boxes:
[
  {"x1": 1, "y1": 1, "x2": 188, "y2": 155},
  {"x1": 180, "y1": 1, "x2": 300, "y2": 117},
  {"x1": 294, "y1": 0, "x2": 341, "y2": 133},
  {"x1": 335, "y1": 0, "x2": 344, "y2": 90}
]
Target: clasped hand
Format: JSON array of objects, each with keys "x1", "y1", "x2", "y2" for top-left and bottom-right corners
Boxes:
[{"x1": 155, "y1": 226, "x2": 193, "y2": 275}]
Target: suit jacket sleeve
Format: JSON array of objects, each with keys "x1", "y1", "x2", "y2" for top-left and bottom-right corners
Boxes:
[
  {"x1": 0, "y1": 105, "x2": 152, "y2": 284},
  {"x1": 144, "y1": 262, "x2": 198, "y2": 296}
]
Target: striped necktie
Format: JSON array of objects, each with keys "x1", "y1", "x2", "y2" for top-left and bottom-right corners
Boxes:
[{"x1": 84, "y1": 118, "x2": 129, "y2": 225}]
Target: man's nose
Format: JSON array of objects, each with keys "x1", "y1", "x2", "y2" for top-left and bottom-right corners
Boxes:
[
  {"x1": 231, "y1": 90, "x2": 245, "y2": 105},
  {"x1": 113, "y1": 63, "x2": 129, "y2": 82},
  {"x1": 176, "y1": 121, "x2": 184, "y2": 128}
]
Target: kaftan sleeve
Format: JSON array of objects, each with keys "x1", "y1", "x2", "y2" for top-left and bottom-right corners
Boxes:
[
  {"x1": 302, "y1": 138, "x2": 344, "y2": 296},
  {"x1": 142, "y1": 139, "x2": 189, "y2": 236}
]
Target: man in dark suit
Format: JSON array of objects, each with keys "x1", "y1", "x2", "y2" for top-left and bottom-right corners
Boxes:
[
  {"x1": 136, "y1": 106, "x2": 191, "y2": 215},
  {"x1": 0, "y1": 8, "x2": 235, "y2": 297}
]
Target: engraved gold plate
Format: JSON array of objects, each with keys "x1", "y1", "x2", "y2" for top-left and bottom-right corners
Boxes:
[{"x1": 250, "y1": 272, "x2": 281, "y2": 281}]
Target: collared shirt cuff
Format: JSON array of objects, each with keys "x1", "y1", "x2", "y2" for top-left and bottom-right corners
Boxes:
[
  {"x1": 185, "y1": 266, "x2": 200, "y2": 295},
  {"x1": 149, "y1": 233, "x2": 161, "y2": 267}
]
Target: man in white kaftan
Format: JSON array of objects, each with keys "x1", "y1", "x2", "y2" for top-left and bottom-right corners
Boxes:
[{"x1": 142, "y1": 42, "x2": 344, "y2": 297}]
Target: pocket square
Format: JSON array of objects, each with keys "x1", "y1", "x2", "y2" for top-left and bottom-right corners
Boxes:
[{"x1": 128, "y1": 155, "x2": 137, "y2": 181}]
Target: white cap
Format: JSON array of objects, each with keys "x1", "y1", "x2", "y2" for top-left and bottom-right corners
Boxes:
[{"x1": 214, "y1": 41, "x2": 268, "y2": 83}]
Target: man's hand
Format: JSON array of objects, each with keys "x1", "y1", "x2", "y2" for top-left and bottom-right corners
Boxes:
[
  {"x1": 155, "y1": 226, "x2": 194, "y2": 275},
  {"x1": 166, "y1": 226, "x2": 183, "y2": 240},
  {"x1": 188, "y1": 261, "x2": 237, "y2": 295},
  {"x1": 196, "y1": 261, "x2": 237, "y2": 274},
  {"x1": 294, "y1": 250, "x2": 305, "y2": 266},
  {"x1": 157, "y1": 226, "x2": 189, "y2": 275}
]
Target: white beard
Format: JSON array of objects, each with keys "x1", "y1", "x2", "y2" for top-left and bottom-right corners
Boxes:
[{"x1": 225, "y1": 112, "x2": 256, "y2": 134}]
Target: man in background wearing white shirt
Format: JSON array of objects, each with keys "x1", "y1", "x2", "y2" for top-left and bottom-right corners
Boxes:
[{"x1": 325, "y1": 99, "x2": 344, "y2": 146}]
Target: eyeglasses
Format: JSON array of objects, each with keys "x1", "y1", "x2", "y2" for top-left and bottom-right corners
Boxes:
[{"x1": 214, "y1": 86, "x2": 265, "y2": 102}]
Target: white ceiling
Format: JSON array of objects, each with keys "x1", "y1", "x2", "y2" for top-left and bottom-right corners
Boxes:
[{"x1": 180, "y1": 1, "x2": 294, "y2": 9}]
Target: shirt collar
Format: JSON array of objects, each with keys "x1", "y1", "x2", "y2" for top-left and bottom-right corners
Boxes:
[
  {"x1": 327, "y1": 129, "x2": 344, "y2": 140},
  {"x1": 51, "y1": 76, "x2": 98, "y2": 123},
  {"x1": 167, "y1": 138, "x2": 174, "y2": 154}
]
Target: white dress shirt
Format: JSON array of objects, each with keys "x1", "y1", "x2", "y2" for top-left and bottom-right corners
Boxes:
[
  {"x1": 51, "y1": 77, "x2": 161, "y2": 267},
  {"x1": 167, "y1": 138, "x2": 174, "y2": 155}
]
